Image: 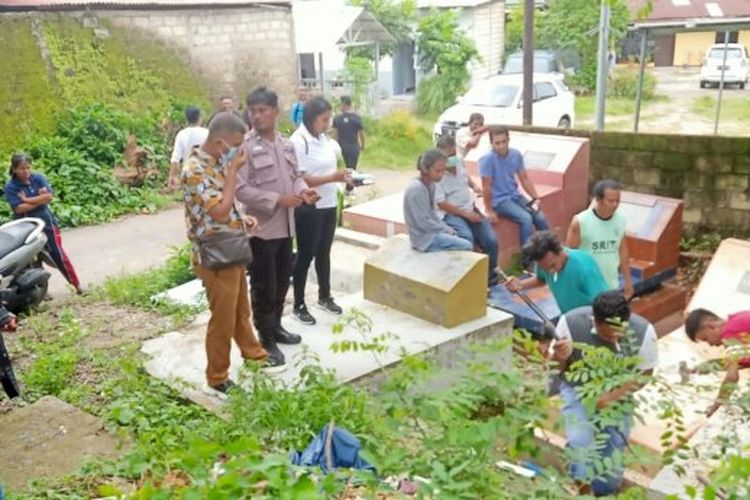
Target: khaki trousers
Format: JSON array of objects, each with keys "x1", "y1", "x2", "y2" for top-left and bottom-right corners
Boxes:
[{"x1": 194, "y1": 264, "x2": 267, "y2": 386}]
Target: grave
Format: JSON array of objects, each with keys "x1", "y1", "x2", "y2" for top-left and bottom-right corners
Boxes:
[
  {"x1": 536, "y1": 238, "x2": 750, "y2": 497},
  {"x1": 488, "y1": 191, "x2": 687, "y2": 336},
  {"x1": 363, "y1": 234, "x2": 488, "y2": 327},
  {"x1": 0, "y1": 396, "x2": 125, "y2": 491},
  {"x1": 142, "y1": 237, "x2": 513, "y2": 410},
  {"x1": 342, "y1": 131, "x2": 591, "y2": 267},
  {"x1": 141, "y1": 293, "x2": 513, "y2": 411}
]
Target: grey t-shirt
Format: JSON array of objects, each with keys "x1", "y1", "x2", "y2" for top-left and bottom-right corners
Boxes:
[
  {"x1": 403, "y1": 178, "x2": 453, "y2": 251},
  {"x1": 550, "y1": 306, "x2": 659, "y2": 394}
]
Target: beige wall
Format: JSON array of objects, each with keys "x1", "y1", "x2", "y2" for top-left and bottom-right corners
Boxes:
[
  {"x1": 469, "y1": 0, "x2": 505, "y2": 80},
  {"x1": 674, "y1": 31, "x2": 715, "y2": 66},
  {"x1": 674, "y1": 30, "x2": 750, "y2": 66}
]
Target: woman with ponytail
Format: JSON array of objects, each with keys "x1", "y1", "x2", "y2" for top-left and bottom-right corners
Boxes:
[{"x1": 403, "y1": 149, "x2": 473, "y2": 253}]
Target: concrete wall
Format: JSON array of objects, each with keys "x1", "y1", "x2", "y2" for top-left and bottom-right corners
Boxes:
[
  {"x1": 505, "y1": 125, "x2": 750, "y2": 234},
  {"x1": 22, "y1": 5, "x2": 298, "y2": 109},
  {"x1": 740, "y1": 30, "x2": 750, "y2": 49},
  {"x1": 468, "y1": 0, "x2": 504, "y2": 81}
]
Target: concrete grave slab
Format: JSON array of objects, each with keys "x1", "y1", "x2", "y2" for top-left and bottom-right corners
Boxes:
[
  {"x1": 688, "y1": 238, "x2": 750, "y2": 317},
  {"x1": 364, "y1": 234, "x2": 488, "y2": 327},
  {"x1": 0, "y1": 396, "x2": 125, "y2": 491},
  {"x1": 141, "y1": 293, "x2": 513, "y2": 411}
]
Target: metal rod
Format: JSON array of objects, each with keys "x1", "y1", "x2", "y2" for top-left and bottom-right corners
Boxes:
[
  {"x1": 594, "y1": 0, "x2": 610, "y2": 131},
  {"x1": 714, "y1": 32, "x2": 730, "y2": 135},
  {"x1": 495, "y1": 268, "x2": 559, "y2": 339},
  {"x1": 522, "y1": 0, "x2": 534, "y2": 126},
  {"x1": 633, "y1": 30, "x2": 647, "y2": 132}
]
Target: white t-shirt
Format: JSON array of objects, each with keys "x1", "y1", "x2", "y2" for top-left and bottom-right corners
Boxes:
[
  {"x1": 290, "y1": 125, "x2": 341, "y2": 209},
  {"x1": 171, "y1": 126, "x2": 209, "y2": 164}
]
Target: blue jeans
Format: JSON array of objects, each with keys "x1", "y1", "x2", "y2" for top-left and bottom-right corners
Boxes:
[
  {"x1": 560, "y1": 382, "x2": 631, "y2": 496},
  {"x1": 494, "y1": 195, "x2": 549, "y2": 246},
  {"x1": 444, "y1": 212, "x2": 498, "y2": 280},
  {"x1": 426, "y1": 232, "x2": 474, "y2": 252}
]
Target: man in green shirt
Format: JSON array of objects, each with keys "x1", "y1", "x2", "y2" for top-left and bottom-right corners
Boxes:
[
  {"x1": 505, "y1": 231, "x2": 608, "y2": 314},
  {"x1": 567, "y1": 179, "x2": 634, "y2": 298}
]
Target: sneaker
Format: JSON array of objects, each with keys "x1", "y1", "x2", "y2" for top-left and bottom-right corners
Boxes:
[
  {"x1": 318, "y1": 297, "x2": 343, "y2": 315},
  {"x1": 274, "y1": 324, "x2": 301, "y2": 345},
  {"x1": 263, "y1": 343, "x2": 286, "y2": 369},
  {"x1": 293, "y1": 304, "x2": 316, "y2": 325},
  {"x1": 209, "y1": 379, "x2": 237, "y2": 394}
]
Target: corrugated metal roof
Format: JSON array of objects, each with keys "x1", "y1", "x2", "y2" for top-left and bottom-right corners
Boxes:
[
  {"x1": 293, "y1": 0, "x2": 393, "y2": 53},
  {"x1": 629, "y1": 0, "x2": 750, "y2": 22},
  {"x1": 0, "y1": 0, "x2": 289, "y2": 10}
]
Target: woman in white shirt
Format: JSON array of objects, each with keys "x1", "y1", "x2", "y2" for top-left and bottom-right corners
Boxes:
[{"x1": 290, "y1": 97, "x2": 349, "y2": 325}]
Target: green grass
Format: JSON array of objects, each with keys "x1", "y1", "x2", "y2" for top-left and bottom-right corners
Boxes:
[
  {"x1": 575, "y1": 95, "x2": 670, "y2": 122},
  {"x1": 97, "y1": 244, "x2": 200, "y2": 322},
  {"x1": 692, "y1": 95, "x2": 750, "y2": 123},
  {"x1": 359, "y1": 113, "x2": 434, "y2": 170}
]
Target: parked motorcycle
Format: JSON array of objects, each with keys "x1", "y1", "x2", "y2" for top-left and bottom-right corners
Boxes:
[{"x1": 0, "y1": 218, "x2": 51, "y2": 313}]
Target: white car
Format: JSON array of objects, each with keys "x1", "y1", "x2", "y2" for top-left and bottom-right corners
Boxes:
[
  {"x1": 700, "y1": 43, "x2": 749, "y2": 89},
  {"x1": 432, "y1": 73, "x2": 575, "y2": 140}
]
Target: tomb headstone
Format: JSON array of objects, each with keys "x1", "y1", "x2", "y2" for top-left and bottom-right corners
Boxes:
[{"x1": 363, "y1": 234, "x2": 488, "y2": 327}]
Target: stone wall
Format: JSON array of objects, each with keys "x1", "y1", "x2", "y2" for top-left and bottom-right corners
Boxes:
[
  {"x1": 102, "y1": 6, "x2": 297, "y2": 108},
  {"x1": 506, "y1": 125, "x2": 750, "y2": 234},
  {"x1": 1, "y1": 5, "x2": 297, "y2": 112}
]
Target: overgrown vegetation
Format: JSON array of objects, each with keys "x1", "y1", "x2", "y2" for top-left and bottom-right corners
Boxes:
[
  {"x1": 0, "y1": 103, "x2": 178, "y2": 227},
  {"x1": 504, "y1": 0, "x2": 630, "y2": 92},
  {"x1": 0, "y1": 16, "x2": 208, "y2": 154},
  {"x1": 5, "y1": 250, "x2": 750, "y2": 498},
  {"x1": 608, "y1": 68, "x2": 657, "y2": 100},
  {"x1": 359, "y1": 111, "x2": 432, "y2": 170}
]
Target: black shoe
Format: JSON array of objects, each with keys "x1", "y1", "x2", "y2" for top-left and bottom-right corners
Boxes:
[
  {"x1": 259, "y1": 331, "x2": 286, "y2": 366},
  {"x1": 274, "y1": 324, "x2": 302, "y2": 345},
  {"x1": 318, "y1": 297, "x2": 343, "y2": 315},
  {"x1": 293, "y1": 304, "x2": 317, "y2": 325},
  {"x1": 262, "y1": 349, "x2": 286, "y2": 371},
  {"x1": 209, "y1": 379, "x2": 237, "y2": 394}
]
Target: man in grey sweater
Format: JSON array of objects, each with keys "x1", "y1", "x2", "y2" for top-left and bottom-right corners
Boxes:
[{"x1": 403, "y1": 149, "x2": 473, "y2": 252}]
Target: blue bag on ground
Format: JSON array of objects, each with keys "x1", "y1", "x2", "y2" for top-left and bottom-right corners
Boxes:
[{"x1": 290, "y1": 424, "x2": 375, "y2": 475}]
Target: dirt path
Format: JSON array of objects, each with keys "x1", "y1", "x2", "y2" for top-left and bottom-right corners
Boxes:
[{"x1": 48, "y1": 168, "x2": 416, "y2": 298}]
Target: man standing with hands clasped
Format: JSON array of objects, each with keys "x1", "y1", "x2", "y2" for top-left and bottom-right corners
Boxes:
[{"x1": 236, "y1": 87, "x2": 319, "y2": 368}]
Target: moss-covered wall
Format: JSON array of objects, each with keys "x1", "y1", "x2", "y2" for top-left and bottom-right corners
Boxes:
[
  {"x1": 506, "y1": 125, "x2": 750, "y2": 234},
  {"x1": 0, "y1": 18, "x2": 59, "y2": 153},
  {"x1": 0, "y1": 13, "x2": 211, "y2": 154}
]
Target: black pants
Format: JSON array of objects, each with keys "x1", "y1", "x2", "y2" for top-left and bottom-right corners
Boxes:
[
  {"x1": 248, "y1": 237, "x2": 293, "y2": 333},
  {"x1": 340, "y1": 144, "x2": 360, "y2": 170},
  {"x1": 293, "y1": 205, "x2": 337, "y2": 307}
]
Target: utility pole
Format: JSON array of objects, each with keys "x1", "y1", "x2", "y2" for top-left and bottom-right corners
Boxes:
[
  {"x1": 594, "y1": 0, "x2": 610, "y2": 131},
  {"x1": 523, "y1": 0, "x2": 534, "y2": 125}
]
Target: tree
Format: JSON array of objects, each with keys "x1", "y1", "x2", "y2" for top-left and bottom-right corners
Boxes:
[
  {"x1": 415, "y1": 8, "x2": 479, "y2": 115},
  {"x1": 539, "y1": 0, "x2": 630, "y2": 91},
  {"x1": 349, "y1": 0, "x2": 416, "y2": 54}
]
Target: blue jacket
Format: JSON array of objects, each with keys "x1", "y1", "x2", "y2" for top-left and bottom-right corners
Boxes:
[{"x1": 3, "y1": 173, "x2": 57, "y2": 228}]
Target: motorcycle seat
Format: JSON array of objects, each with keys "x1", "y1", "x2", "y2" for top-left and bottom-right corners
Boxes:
[{"x1": 0, "y1": 222, "x2": 37, "y2": 258}]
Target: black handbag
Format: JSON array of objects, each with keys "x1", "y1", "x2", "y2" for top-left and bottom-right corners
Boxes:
[{"x1": 197, "y1": 229, "x2": 253, "y2": 269}]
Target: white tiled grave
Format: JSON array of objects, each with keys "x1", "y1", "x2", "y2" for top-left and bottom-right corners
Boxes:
[{"x1": 141, "y1": 292, "x2": 514, "y2": 411}]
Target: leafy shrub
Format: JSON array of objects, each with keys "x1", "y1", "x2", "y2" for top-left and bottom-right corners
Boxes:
[
  {"x1": 0, "y1": 103, "x2": 173, "y2": 227},
  {"x1": 608, "y1": 68, "x2": 657, "y2": 100},
  {"x1": 360, "y1": 112, "x2": 432, "y2": 169},
  {"x1": 417, "y1": 74, "x2": 466, "y2": 116}
]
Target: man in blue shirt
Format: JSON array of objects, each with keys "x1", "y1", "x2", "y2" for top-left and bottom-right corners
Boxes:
[
  {"x1": 480, "y1": 126, "x2": 549, "y2": 246},
  {"x1": 289, "y1": 88, "x2": 308, "y2": 128},
  {"x1": 505, "y1": 231, "x2": 608, "y2": 314}
]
